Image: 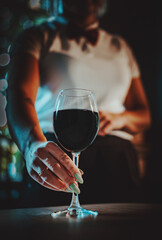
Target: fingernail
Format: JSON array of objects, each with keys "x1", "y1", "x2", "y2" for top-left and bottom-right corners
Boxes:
[
  {"x1": 65, "y1": 188, "x2": 73, "y2": 193},
  {"x1": 79, "y1": 169, "x2": 84, "y2": 175},
  {"x1": 74, "y1": 173, "x2": 84, "y2": 184},
  {"x1": 70, "y1": 183, "x2": 80, "y2": 194}
]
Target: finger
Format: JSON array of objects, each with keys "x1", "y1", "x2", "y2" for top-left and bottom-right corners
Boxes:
[
  {"x1": 97, "y1": 131, "x2": 105, "y2": 136},
  {"x1": 99, "y1": 121, "x2": 114, "y2": 136},
  {"x1": 99, "y1": 111, "x2": 104, "y2": 117},
  {"x1": 35, "y1": 148, "x2": 79, "y2": 188},
  {"x1": 100, "y1": 121, "x2": 110, "y2": 133},
  {"x1": 99, "y1": 118, "x2": 107, "y2": 130},
  {"x1": 103, "y1": 122, "x2": 114, "y2": 133},
  {"x1": 99, "y1": 112, "x2": 105, "y2": 122},
  {"x1": 99, "y1": 115, "x2": 105, "y2": 121},
  {"x1": 29, "y1": 168, "x2": 61, "y2": 191},
  {"x1": 98, "y1": 120, "x2": 112, "y2": 136},
  {"x1": 45, "y1": 142, "x2": 83, "y2": 182},
  {"x1": 79, "y1": 168, "x2": 84, "y2": 175},
  {"x1": 32, "y1": 157, "x2": 68, "y2": 191}
]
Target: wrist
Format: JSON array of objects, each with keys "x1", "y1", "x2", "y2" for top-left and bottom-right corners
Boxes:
[
  {"x1": 120, "y1": 111, "x2": 128, "y2": 129},
  {"x1": 23, "y1": 125, "x2": 47, "y2": 160}
]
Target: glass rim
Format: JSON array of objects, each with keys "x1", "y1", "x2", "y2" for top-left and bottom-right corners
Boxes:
[{"x1": 59, "y1": 88, "x2": 95, "y2": 97}]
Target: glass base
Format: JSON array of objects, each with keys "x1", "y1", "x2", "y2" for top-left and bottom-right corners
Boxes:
[{"x1": 51, "y1": 206, "x2": 98, "y2": 219}]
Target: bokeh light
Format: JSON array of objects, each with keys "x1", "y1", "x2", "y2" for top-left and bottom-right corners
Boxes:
[
  {"x1": 0, "y1": 53, "x2": 10, "y2": 67},
  {"x1": 0, "y1": 79, "x2": 8, "y2": 92},
  {"x1": 29, "y1": 0, "x2": 41, "y2": 10},
  {"x1": 23, "y1": 19, "x2": 34, "y2": 29},
  {"x1": 0, "y1": 92, "x2": 7, "y2": 127}
]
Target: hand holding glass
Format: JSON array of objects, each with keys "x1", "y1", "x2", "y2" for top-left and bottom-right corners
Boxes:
[{"x1": 52, "y1": 88, "x2": 99, "y2": 218}]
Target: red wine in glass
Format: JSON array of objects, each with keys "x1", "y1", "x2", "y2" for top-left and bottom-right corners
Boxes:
[{"x1": 53, "y1": 109, "x2": 99, "y2": 152}]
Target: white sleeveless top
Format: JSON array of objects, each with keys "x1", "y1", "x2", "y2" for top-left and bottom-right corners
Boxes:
[{"x1": 14, "y1": 19, "x2": 140, "y2": 140}]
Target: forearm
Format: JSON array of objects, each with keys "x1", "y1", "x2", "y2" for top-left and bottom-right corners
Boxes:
[
  {"x1": 6, "y1": 53, "x2": 46, "y2": 154},
  {"x1": 6, "y1": 89, "x2": 46, "y2": 155}
]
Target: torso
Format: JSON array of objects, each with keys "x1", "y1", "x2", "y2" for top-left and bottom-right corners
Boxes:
[{"x1": 26, "y1": 20, "x2": 139, "y2": 139}]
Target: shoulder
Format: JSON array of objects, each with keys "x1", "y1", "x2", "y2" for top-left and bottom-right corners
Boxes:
[
  {"x1": 12, "y1": 19, "x2": 65, "y2": 47},
  {"x1": 13, "y1": 22, "x2": 50, "y2": 46},
  {"x1": 10, "y1": 21, "x2": 59, "y2": 58},
  {"x1": 11, "y1": 24, "x2": 44, "y2": 53},
  {"x1": 98, "y1": 28, "x2": 129, "y2": 52}
]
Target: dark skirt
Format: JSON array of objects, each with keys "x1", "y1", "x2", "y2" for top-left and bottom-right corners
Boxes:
[{"x1": 22, "y1": 133, "x2": 143, "y2": 208}]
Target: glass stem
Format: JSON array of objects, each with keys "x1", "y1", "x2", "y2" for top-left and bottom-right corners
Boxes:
[{"x1": 69, "y1": 152, "x2": 81, "y2": 209}]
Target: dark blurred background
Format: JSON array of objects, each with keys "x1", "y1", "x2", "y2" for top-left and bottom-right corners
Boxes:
[{"x1": 0, "y1": 0, "x2": 161, "y2": 209}]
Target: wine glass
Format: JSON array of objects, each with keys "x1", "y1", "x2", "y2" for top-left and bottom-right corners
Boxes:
[{"x1": 52, "y1": 88, "x2": 99, "y2": 218}]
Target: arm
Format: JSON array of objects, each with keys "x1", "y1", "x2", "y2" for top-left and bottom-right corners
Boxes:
[
  {"x1": 122, "y1": 77, "x2": 151, "y2": 134},
  {"x1": 98, "y1": 77, "x2": 151, "y2": 136},
  {"x1": 7, "y1": 53, "x2": 46, "y2": 153},
  {"x1": 7, "y1": 52, "x2": 83, "y2": 194}
]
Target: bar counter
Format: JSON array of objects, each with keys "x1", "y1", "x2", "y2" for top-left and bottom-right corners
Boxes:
[{"x1": 0, "y1": 203, "x2": 162, "y2": 240}]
